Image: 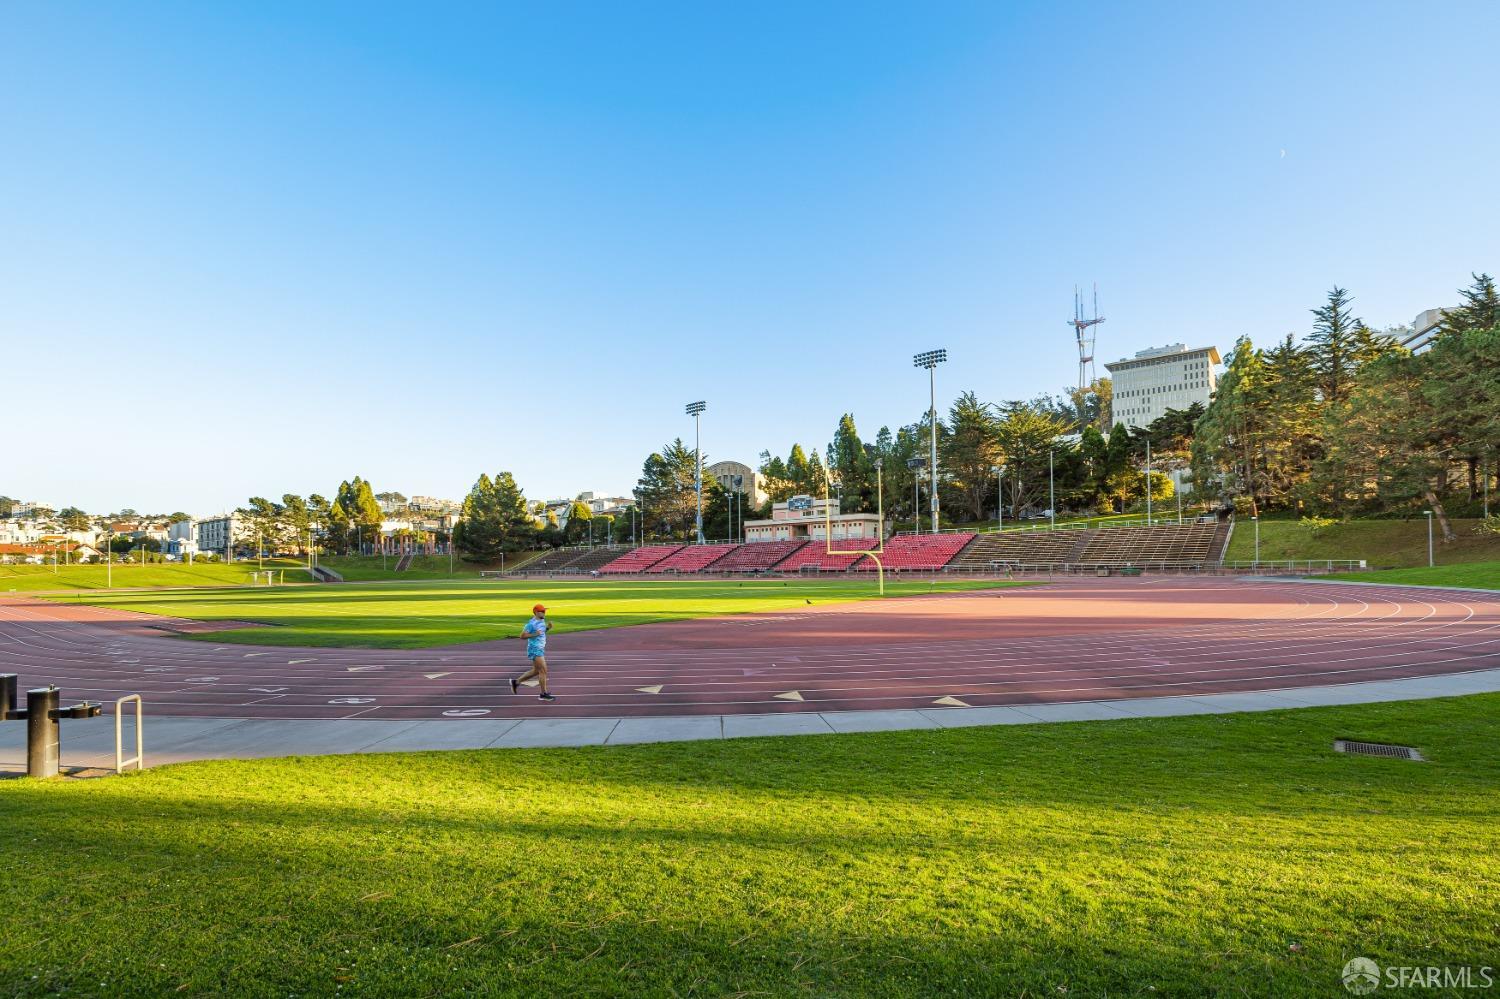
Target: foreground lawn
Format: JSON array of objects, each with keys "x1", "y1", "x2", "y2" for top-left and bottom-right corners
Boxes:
[
  {"x1": 1325, "y1": 560, "x2": 1500, "y2": 590},
  {"x1": 50, "y1": 577, "x2": 1018, "y2": 648},
  {"x1": 2, "y1": 695, "x2": 1497, "y2": 996},
  {"x1": 0, "y1": 560, "x2": 312, "y2": 592},
  {"x1": 1225, "y1": 517, "x2": 1500, "y2": 568}
]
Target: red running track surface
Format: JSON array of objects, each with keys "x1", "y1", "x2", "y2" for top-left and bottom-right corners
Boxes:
[{"x1": 1, "y1": 578, "x2": 1498, "y2": 722}]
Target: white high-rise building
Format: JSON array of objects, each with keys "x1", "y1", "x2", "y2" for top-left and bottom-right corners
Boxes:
[{"x1": 1106, "y1": 343, "x2": 1221, "y2": 431}]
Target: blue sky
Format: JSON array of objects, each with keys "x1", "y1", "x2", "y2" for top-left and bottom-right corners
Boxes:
[{"x1": 3, "y1": 1, "x2": 1496, "y2": 514}]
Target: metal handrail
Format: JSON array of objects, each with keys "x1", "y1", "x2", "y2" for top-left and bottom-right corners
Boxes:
[{"x1": 115, "y1": 694, "x2": 143, "y2": 773}]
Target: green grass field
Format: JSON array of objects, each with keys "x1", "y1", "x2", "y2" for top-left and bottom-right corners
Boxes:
[
  {"x1": 0, "y1": 560, "x2": 313, "y2": 592},
  {"x1": 49, "y1": 577, "x2": 1018, "y2": 648},
  {"x1": 3, "y1": 694, "x2": 1496, "y2": 996},
  {"x1": 1226, "y1": 517, "x2": 1500, "y2": 568},
  {"x1": 318, "y1": 555, "x2": 497, "y2": 581},
  {"x1": 1325, "y1": 560, "x2": 1500, "y2": 590}
]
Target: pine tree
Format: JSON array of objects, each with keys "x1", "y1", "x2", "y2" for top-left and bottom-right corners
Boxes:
[
  {"x1": 828, "y1": 414, "x2": 875, "y2": 512},
  {"x1": 1306, "y1": 287, "x2": 1370, "y2": 404},
  {"x1": 1439, "y1": 272, "x2": 1499, "y2": 335},
  {"x1": 939, "y1": 391, "x2": 1001, "y2": 522}
]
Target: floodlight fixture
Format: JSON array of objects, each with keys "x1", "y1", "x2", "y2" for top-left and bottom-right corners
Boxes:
[
  {"x1": 912, "y1": 349, "x2": 948, "y2": 369},
  {"x1": 685, "y1": 401, "x2": 706, "y2": 416}
]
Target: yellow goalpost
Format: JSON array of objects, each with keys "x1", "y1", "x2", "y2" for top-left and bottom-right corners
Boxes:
[{"x1": 822, "y1": 460, "x2": 885, "y2": 595}]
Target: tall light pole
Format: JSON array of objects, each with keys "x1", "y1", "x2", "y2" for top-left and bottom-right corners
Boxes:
[
  {"x1": 907, "y1": 457, "x2": 926, "y2": 531},
  {"x1": 1144, "y1": 436, "x2": 1153, "y2": 525},
  {"x1": 913, "y1": 349, "x2": 947, "y2": 533},
  {"x1": 992, "y1": 465, "x2": 1004, "y2": 533},
  {"x1": 1424, "y1": 510, "x2": 1434, "y2": 568},
  {"x1": 1252, "y1": 514, "x2": 1260, "y2": 566},
  {"x1": 686, "y1": 401, "x2": 706, "y2": 544},
  {"x1": 1048, "y1": 449, "x2": 1056, "y2": 531}
]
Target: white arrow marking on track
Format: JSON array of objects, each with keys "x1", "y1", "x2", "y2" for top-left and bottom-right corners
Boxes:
[
  {"x1": 347, "y1": 665, "x2": 384, "y2": 672},
  {"x1": 774, "y1": 690, "x2": 804, "y2": 701},
  {"x1": 244, "y1": 652, "x2": 269, "y2": 658},
  {"x1": 635, "y1": 685, "x2": 663, "y2": 694},
  {"x1": 424, "y1": 673, "x2": 451, "y2": 680},
  {"x1": 932, "y1": 695, "x2": 970, "y2": 707},
  {"x1": 288, "y1": 659, "x2": 316, "y2": 664}
]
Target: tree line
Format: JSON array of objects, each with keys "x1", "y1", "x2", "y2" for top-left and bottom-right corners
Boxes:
[{"x1": 1191, "y1": 274, "x2": 1498, "y2": 543}]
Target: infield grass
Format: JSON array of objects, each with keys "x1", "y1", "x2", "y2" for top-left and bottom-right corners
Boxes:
[
  {"x1": 1324, "y1": 560, "x2": 1500, "y2": 590},
  {"x1": 49, "y1": 577, "x2": 1020, "y2": 649},
  {"x1": 0, "y1": 560, "x2": 312, "y2": 592},
  {"x1": 2, "y1": 694, "x2": 1497, "y2": 996}
]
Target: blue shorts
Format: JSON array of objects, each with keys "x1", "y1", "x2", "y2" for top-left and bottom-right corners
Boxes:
[{"x1": 527, "y1": 644, "x2": 546, "y2": 660}]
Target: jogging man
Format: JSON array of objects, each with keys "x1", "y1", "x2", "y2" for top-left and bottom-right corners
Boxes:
[{"x1": 512, "y1": 603, "x2": 556, "y2": 701}]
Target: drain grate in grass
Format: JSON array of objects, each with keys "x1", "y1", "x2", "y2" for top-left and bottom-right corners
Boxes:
[{"x1": 1335, "y1": 739, "x2": 1424, "y2": 761}]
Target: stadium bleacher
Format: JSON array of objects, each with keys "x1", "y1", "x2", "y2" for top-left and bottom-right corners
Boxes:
[
  {"x1": 597, "y1": 544, "x2": 684, "y2": 574},
  {"x1": 950, "y1": 530, "x2": 1090, "y2": 569},
  {"x1": 775, "y1": 537, "x2": 878, "y2": 571},
  {"x1": 1074, "y1": 522, "x2": 1220, "y2": 566},
  {"x1": 713, "y1": 539, "x2": 810, "y2": 572},
  {"x1": 852, "y1": 532, "x2": 974, "y2": 571},
  {"x1": 647, "y1": 544, "x2": 738, "y2": 573}
]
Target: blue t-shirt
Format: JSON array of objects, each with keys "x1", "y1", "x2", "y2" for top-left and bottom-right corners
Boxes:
[{"x1": 523, "y1": 616, "x2": 549, "y2": 657}]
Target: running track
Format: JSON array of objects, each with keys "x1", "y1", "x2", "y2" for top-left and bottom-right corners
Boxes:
[{"x1": 2, "y1": 577, "x2": 1499, "y2": 721}]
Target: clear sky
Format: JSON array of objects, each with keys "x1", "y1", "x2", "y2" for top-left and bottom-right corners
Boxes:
[{"x1": 3, "y1": 1, "x2": 1496, "y2": 515}]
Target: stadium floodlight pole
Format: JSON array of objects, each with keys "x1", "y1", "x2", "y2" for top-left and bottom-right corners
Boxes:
[
  {"x1": 1424, "y1": 510, "x2": 1434, "y2": 568},
  {"x1": 686, "y1": 401, "x2": 707, "y2": 544},
  {"x1": 105, "y1": 529, "x2": 111, "y2": 588},
  {"x1": 913, "y1": 349, "x2": 947, "y2": 533}
]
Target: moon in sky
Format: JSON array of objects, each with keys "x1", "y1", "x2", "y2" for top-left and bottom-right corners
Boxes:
[{"x1": 1280, "y1": 148, "x2": 1287, "y2": 158}]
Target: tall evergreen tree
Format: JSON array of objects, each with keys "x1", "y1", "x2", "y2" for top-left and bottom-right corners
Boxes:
[
  {"x1": 939, "y1": 391, "x2": 1000, "y2": 522},
  {"x1": 1439, "y1": 273, "x2": 1499, "y2": 335},
  {"x1": 828, "y1": 413, "x2": 876, "y2": 512},
  {"x1": 1306, "y1": 287, "x2": 1364, "y2": 404}
]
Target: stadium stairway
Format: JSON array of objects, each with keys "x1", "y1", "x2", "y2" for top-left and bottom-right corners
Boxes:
[
  {"x1": 950, "y1": 530, "x2": 1094, "y2": 570},
  {"x1": 394, "y1": 552, "x2": 414, "y2": 572}
]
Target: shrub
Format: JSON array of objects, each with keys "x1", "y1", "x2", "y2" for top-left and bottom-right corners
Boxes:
[{"x1": 1299, "y1": 515, "x2": 1338, "y2": 535}]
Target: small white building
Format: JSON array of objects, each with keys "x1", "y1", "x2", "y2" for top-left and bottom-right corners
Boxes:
[
  {"x1": 742, "y1": 496, "x2": 880, "y2": 543},
  {"x1": 196, "y1": 514, "x2": 243, "y2": 556}
]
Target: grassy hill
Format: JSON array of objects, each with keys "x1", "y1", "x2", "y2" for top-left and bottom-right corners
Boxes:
[
  {"x1": 0, "y1": 560, "x2": 313, "y2": 592},
  {"x1": 319, "y1": 552, "x2": 546, "y2": 581},
  {"x1": 1225, "y1": 516, "x2": 1500, "y2": 568},
  {"x1": 3, "y1": 694, "x2": 1496, "y2": 996}
]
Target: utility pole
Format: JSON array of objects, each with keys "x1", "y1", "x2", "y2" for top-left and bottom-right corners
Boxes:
[
  {"x1": 1048, "y1": 449, "x2": 1055, "y2": 531},
  {"x1": 1145, "y1": 436, "x2": 1153, "y2": 525}
]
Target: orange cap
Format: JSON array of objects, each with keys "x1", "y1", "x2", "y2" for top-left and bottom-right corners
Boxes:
[{"x1": 533, "y1": 603, "x2": 547, "y2": 613}]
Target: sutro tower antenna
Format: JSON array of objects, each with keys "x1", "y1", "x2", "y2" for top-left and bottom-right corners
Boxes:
[{"x1": 1068, "y1": 284, "x2": 1105, "y2": 391}]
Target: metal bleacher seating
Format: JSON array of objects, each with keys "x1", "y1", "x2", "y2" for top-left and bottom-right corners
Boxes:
[
  {"x1": 1073, "y1": 522, "x2": 1220, "y2": 567},
  {"x1": 951, "y1": 530, "x2": 1091, "y2": 569}
]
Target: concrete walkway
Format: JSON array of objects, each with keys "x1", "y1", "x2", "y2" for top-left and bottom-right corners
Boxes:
[{"x1": 5, "y1": 668, "x2": 1499, "y2": 774}]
